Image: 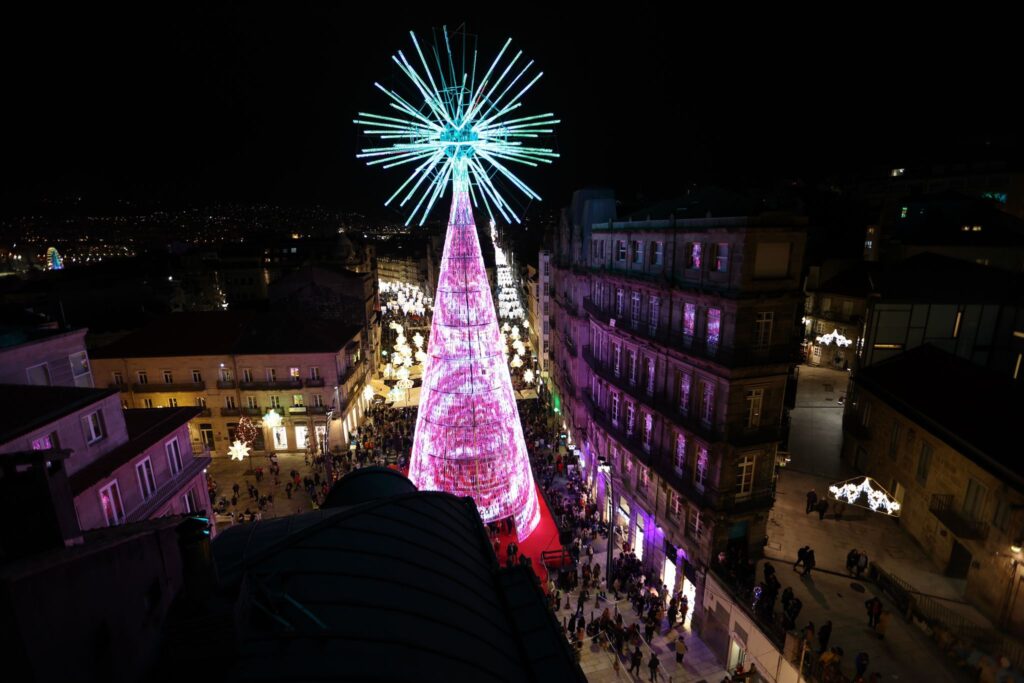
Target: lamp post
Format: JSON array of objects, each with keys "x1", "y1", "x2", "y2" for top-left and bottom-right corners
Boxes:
[{"x1": 599, "y1": 459, "x2": 614, "y2": 596}]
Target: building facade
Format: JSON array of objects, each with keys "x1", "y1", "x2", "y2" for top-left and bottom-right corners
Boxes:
[
  {"x1": 842, "y1": 345, "x2": 1024, "y2": 636},
  {"x1": 89, "y1": 312, "x2": 372, "y2": 459},
  {"x1": 550, "y1": 200, "x2": 806, "y2": 631},
  {"x1": 0, "y1": 327, "x2": 93, "y2": 388}
]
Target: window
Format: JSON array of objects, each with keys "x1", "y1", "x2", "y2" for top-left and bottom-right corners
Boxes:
[
  {"x1": 889, "y1": 422, "x2": 902, "y2": 459},
  {"x1": 706, "y1": 308, "x2": 721, "y2": 351},
  {"x1": 99, "y1": 481, "x2": 125, "y2": 527},
  {"x1": 645, "y1": 358, "x2": 655, "y2": 396},
  {"x1": 82, "y1": 410, "x2": 105, "y2": 444},
  {"x1": 737, "y1": 454, "x2": 756, "y2": 496},
  {"x1": 613, "y1": 343, "x2": 622, "y2": 377},
  {"x1": 191, "y1": 369, "x2": 202, "y2": 383},
  {"x1": 615, "y1": 288, "x2": 625, "y2": 317},
  {"x1": 628, "y1": 350, "x2": 638, "y2": 385},
  {"x1": 712, "y1": 243, "x2": 729, "y2": 272},
  {"x1": 69, "y1": 351, "x2": 91, "y2": 386},
  {"x1": 670, "y1": 492, "x2": 682, "y2": 519},
  {"x1": 694, "y1": 447, "x2": 708, "y2": 491},
  {"x1": 616, "y1": 240, "x2": 627, "y2": 261},
  {"x1": 683, "y1": 303, "x2": 696, "y2": 337},
  {"x1": 246, "y1": 396, "x2": 258, "y2": 409},
  {"x1": 293, "y1": 394, "x2": 305, "y2": 407},
  {"x1": 182, "y1": 488, "x2": 199, "y2": 514},
  {"x1": 649, "y1": 296, "x2": 660, "y2": 335},
  {"x1": 637, "y1": 464, "x2": 650, "y2": 492},
  {"x1": 674, "y1": 433, "x2": 687, "y2": 473},
  {"x1": 611, "y1": 393, "x2": 621, "y2": 426},
  {"x1": 993, "y1": 497, "x2": 1011, "y2": 532},
  {"x1": 163, "y1": 370, "x2": 173, "y2": 384},
  {"x1": 746, "y1": 388, "x2": 764, "y2": 428},
  {"x1": 242, "y1": 369, "x2": 253, "y2": 383},
  {"x1": 650, "y1": 241, "x2": 664, "y2": 266},
  {"x1": 195, "y1": 397, "x2": 207, "y2": 408},
  {"x1": 270, "y1": 396, "x2": 282, "y2": 409},
  {"x1": 962, "y1": 478, "x2": 987, "y2": 521},
  {"x1": 136, "y1": 458, "x2": 157, "y2": 501},
  {"x1": 631, "y1": 292, "x2": 641, "y2": 327},
  {"x1": 678, "y1": 373, "x2": 692, "y2": 415},
  {"x1": 631, "y1": 240, "x2": 643, "y2": 264},
  {"x1": 900, "y1": 206, "x2": 908, "y2": 219},
  {"x1": 687, "y1": 242, "x2": 702, "y2": 269},
  {"x1": 167, "y1": 398, "x2": 178, "y2": 408},
  {"x1": 841, "y1": 300, "x2": 854, "y2": 318},
  {"x1": 700, "y1": 381, "x2": 714, "y2": 424},
  {"x1": 687, "y1": 505, "x2": 703, "y2": 539},
  {"x1": 625, "y1": 402, "x2": 636, "y2": 436},
  {"x1": 289, "y1": 367, "x2": 300, "y2": 379},
  {"x1": 26, "y1": 363, "x2": 51, "y2": 386},
  {"x1": 266, "y1": 368, "x2": 277, "y2": 382},
  {"x1": 309, "y1": 367, "x2": 321, "y2": 380},
  {"x1": 143, "y1": 398, "x2": 154, "y2": 409},
  {"x1": 754, "y1": 312, "x2": 773, "y2": 348},
  {"x1": 32, "y1": 431, "x2": 58, "y2": 451},
  {"x1": 219, "y1": 367, "x2": 233, "y2": 382},
  {"x1": 642, "y1": 413, "x2": 653, "y2": 452},
  {"x1": 166, "y1": 439, "x2": 183, "y2": 476},
  {"x1": 112, "y1": 371, "x2": 124, "y2": 386},
  {"x1": 312, "y1": 394, "x2": 324, "y2": 407},
  {"x1": 137, "y1": 371, "x2": 149, "y2": 385},
  {"x1": 225, "y1": 395, "x2": 236, "y2": 409}
]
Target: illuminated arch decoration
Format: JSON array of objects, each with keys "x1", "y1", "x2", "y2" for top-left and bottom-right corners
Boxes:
[
  {"x1": 815, "y1": 329, "x2": 852, "y2": 347},
  {"x1": 828, "y1": 476, "x2": 901, "y2": 516},
  {"x1": 355, "y1": 27, "x2": 557, "y2": 539}
]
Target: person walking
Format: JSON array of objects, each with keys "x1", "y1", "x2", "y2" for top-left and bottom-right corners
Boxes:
[
  {"x1": 647, "y1": 652, "x2": 660, "y2": 682},
  {"x1": 802, "y1": 548, "x2": 816, "y2": 577},
  {"x1": 794, "y1": 545, "x2": 810, "y2": 570},
  {"x1": 818, "y1": 620, "x2": 832, "y2": 654},
  {"x1": 629, "y1": 647, "x2": 643, "y2": 676},
  {"x1": 816, "y1": 498, "x2": 829, "y2": 521},
  {"x1": 846, "y1": 548, "x2": 860, "y2": 574},
  {"x1": 855, "y1": 651, "x2": 870, "y2": 678},
  {"x1": 675, "y1": 634, "x2": 687, "y2": 664},
  {"x1": 865, "y1": 596, "x2": 883, "y2": 629},
  {"x1": 806, "y1": 489, "x2": 818, "y2": 514},
  {"x1": 856, "y1": 551, "x2": 869, "y2": 578}
]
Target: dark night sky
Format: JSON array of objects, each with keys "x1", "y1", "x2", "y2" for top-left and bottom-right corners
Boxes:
[{"x1": 2, "y1": 5, "x2": 1021, "y2": 212}]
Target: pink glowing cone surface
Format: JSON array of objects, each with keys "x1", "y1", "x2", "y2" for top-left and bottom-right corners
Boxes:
[{"x1": 408, "y1": 188, "x2": 541, "y2": 539}]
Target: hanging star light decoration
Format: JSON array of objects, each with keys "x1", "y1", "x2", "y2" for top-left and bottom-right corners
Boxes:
[
  {"x1": 228, "y1": 439, "x2": 250, "y2": 462},
  {"x1": 828, "y1": 476, "x2": 901, "y2": 516},
  {"x1": 354, "y1": 27, "x2": 559, "y2": 226}
]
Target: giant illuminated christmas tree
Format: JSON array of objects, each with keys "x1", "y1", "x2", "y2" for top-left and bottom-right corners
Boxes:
[{"x1": 355, "y1": 27, "x2": 558, "y2": 538}]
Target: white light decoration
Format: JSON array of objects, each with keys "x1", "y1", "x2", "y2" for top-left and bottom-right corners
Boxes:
[
  {"x1": 828, "y1": 476, "x2": 901, "y2": 516},
  {"x1": 363, "y1": 384, "x2": 376, "y2": 401},
  {"x1": 228, "y1": 440, "x2": 250, "y2": 462},
  {"x1": 413, "y1": 332, "x2": 425, "y2": 349},
  {"x1": 396, "y1": 366, "x2": 410, "y2": 381},
  {"x1": 262, "y1": 409, "x2": 283, "y2": 429},
  {"x1": 816, "y1": 329, "x2": 853, "y2": 347},
  {"x1": 522, "y1": 319, "x2": 529, "y2": 330},
  {"x1": 523, "y1": 368, "x2": 535, "y2": 384},
  {"x1": 396, "y1": 378, "x2": 415, "y2": 390},
  {"x1": 511, "y1": 353, "x2": 524, "y2": 368}
]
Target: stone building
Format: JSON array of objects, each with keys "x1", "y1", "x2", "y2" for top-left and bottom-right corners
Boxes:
[
  {"x1": 549, "y1": 190, "x2": 806, "y2": 629},
  {"x1": 842, "y1": 344, "x2": 1024, "y2": 635}
]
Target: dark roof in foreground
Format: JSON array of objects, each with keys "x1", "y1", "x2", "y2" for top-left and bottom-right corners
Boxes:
[
  {"x1": 0, "y1": 384, "x2": 117, "y2": 444},
  {"x1": 69, "y1": 407, "x2": 202, "y2": 494},
  {"x1": 855, "y1": 345, "x2": 1024, "y2": 485},
  {"x1": 90, "y1": 312, "x2": 361, "y2": 358},
  {"x1": 211, "y1": 485, "x2": 584, "y2": 683}
]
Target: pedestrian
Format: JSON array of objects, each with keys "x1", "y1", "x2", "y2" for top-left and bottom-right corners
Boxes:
[
  {"x1": 781, "y1": 586, "x2": 794, "y2": 612},
  {"x1": 802, "y1": 548, "x2": 816, "y2": 577},
  {"x1": 818, "y1": 620, "x2": 832, "y2": 653},
  {"x1": 865, "y1": 596, "x2": 882, "y2": 629},
  {"x1": 816, "y1": 498, "x2": 829, "y2": 521},
  {"x1": 846, "y1": 548, "x2": 860, "y2": 574},
  {"x1": 855, "y1": 651, "x2": 870, "y2": 678},
  {"x1": 876, "y1": 609, "x2": 891, "y2": 640},
  {"x1": 856, "y1": 551, "x2": 869, "y2": 578},
  {"x1": 675, "y1": 634, "x2": 687, "y2": 664},
  {"x1": 667, "y1": 603, "x2": 678, "y2": 631},
  {"x1": 806, "y1": 489, "x2": 818, "y2": 514},
  {"x1": 629, "y1": 647, "x2": 643, "y2": 676},
  {"x1": 648, "y1": 652, "x2": 660, "y2": 682},
  {"x1": 794, "y1": 545, "x2": 809, "y2": 570},
  {"x1": 644, "y1": 614, "x2": 655, "y2": 643}
]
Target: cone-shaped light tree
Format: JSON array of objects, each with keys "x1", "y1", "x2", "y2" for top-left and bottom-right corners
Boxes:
[{"x1": 355, "y1": 27, "x2": 558, "y2": 538}]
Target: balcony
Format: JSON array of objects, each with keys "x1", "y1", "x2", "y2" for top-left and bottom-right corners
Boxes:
[
  {"x1": 288, "y1": 405, "x2": 307, "y2": 414},
  {"x1": 238, "y1": 379, "x2": 303, "y2": 391},
  {"x1": 220, "y1": 407, "x2": 241, "y2": 417},
  {"x1": 338, "y1": 360, "x2": 367, "y2": 386},
  {"x1": 930, "y1": 494, "x2": 990, "y2": 541},
  {"x1": 582, "y1": 393, "x2": 660, "y2": 467},
  {"x1": 655, "y1": 457, "x2": 775, "y2": 515},
  {"x1": 216, "y1": 379, "x2": 236, "y2": 389},
  {"x1": 242, "y1": 406, "x2": 263, "y2": 417},
  {"x1": 196, "y1": 408, "x2": 212, "y2": 418},
  {"x1": 126, "y1": 450, "x2": 213, "y2": 523},
  {"x1": 132, "y1": 381, "x2": 205, "y2": 393},
  {"x1": 304, "y1": 377, "x2": 325, "y2": 388},
  {"x1": 583, "y1": 298, "x2": 799, "y2": 368},
  {"x1": 306, "y1": 405, "x2": 328, "y2": 415}
]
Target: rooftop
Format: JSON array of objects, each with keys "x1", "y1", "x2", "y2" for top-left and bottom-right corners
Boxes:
[
  {"x1": 855, "y1": 344, "x2": 1024, "y2": 485},
  {"x1": 68, "y1": 407, "x2": 202, "y2": 495},
  {"x1": 90, "y1": 311, "x2": 361, "y2": 359},
  {"x1": 0, "y1": 384, "x2": 117, "y2": 444}
]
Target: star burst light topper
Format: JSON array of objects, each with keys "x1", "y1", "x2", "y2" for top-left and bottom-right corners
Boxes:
[{"x1": 354, "y1": 26, "x2": 559, "y2": 226}]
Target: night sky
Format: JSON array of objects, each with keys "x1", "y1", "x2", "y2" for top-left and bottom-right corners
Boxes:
[{"x1": 3, "y1": 5, "x2": 1020, "y2": 212}]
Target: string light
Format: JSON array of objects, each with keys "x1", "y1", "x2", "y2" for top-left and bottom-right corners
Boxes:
[{"x1": 828, "y1": 476, "x2": 901, "y2": 516}]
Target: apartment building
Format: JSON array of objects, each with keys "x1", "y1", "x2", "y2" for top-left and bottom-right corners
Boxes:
[
  {"x1": 0, "y1": 384, "x2": 211, "y2": 532},
  {"x1": 550, "y1": 195, "x2": 806, "y2": 630},
  {"x1": 89, "y1": 312, "x2": 371, "y2": 457},
  {"x1": 0, "y1": 326, "x2": 93, "y2": 388},
  {"x1": 843, "y1": 345, "x2": 1024, "y2": 636},
  {"x1": 526, "y1": 250, "x2": 552, "y2": 373}
]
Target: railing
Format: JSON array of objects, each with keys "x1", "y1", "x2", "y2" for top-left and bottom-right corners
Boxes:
[
  {"x1": 582, "y1": 393, "x2": 661, "y2": 467},
  {"x1": 564, "y1": 335, "x2": 577, "y2": 358},
  {"x1": 220, "y1": 407, "x2": 241, "y2": 417},
  {"x1": 126, "y1": 451, "x2": 212, "y2": 523},
  {"x1": 216, "y1": 379, "x2": 236, "y2": 389},
  {"x1": 809, "y1": 308, "x2": 863, "y2": 326},
  {"x1": 196, "y1": 408, "x2": 212, "y2": 418},
  {"x1": 306, "y1": 405, "x2": 328, "y2": 415},
  {"x1": 132, "y1": 381, "x2": 206, "y2": 393},
  {"x1": 242, "y1": 406, "x2": 263, "y2": 417},
  {"x1": 929, "y1": 494, "x2": 990, "y2": 540},
  {"x1": 238, "y1": 379, "x2": 303, "y2": 391},
  {"x1": 708, "y1": 564, "x2": 787, "y2": 649},
  {"x1": 304, "y1": 377, "x2": 325, "y2": 387},
  {"x1": 338, "y1": 360, "x2": 368, "y2": 387},
  {"x1": 288, "y1": 405, "x2": 307, "y2": 414},
  {"x1": 582, "y1": 297, "x2": 800, "y2": 368}
]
